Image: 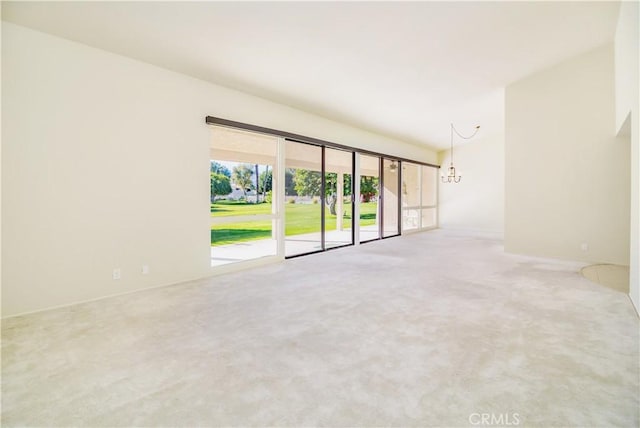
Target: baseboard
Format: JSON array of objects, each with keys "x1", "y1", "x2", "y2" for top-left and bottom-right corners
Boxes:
[{"x1": 437, "y1": 226, "x2": 504, "y2": 240}]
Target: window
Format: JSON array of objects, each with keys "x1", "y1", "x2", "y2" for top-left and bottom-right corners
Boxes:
[
  {"x1": 401, "y1": 162, "x2": 420, "y2": 231},
  {"x1": 207, "y1": 117, "x2": 438, "y2": 265},
  {"x1": 284, "y1": 142, "x2": 355, "y2": 257},
  {"x1": 284, "y1": 141, "x2": 323, "y2": 257},
  {"x1": 382, "y1": 158, "x2": 400, "y2": 238},
  {"x1": 359, "y1": 154, "x2": 380, "y2": 243},
  {"x1": 402, "y1": 162, "x2": 438, "y2": 231},
  {"x1": 420, "y1": 166, "x2": 438, "y2": 229},
  {"x1": 210, "y1": 127, "x2": 279, "y2": 266},
  {"x1": 325, "y1": 148, "x2": 354, "y2": 249}
]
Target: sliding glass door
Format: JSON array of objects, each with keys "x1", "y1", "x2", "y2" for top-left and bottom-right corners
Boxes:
[
  {"x1": 382, "y1": 158, "x2": 400, "y2": 238},
  {"x1": 284, "y1": 141, "x2": 323, "y2": 257},
  {"x1": 359, "y1": 154, "x2": 380, "y2": 243},
  {"x1": 401, "y1": 162, "x2": 421, "y2": 231},
  {"x1": 284, "y1": 142, "x2": 355, "y2": 257},
  {"x1": 421, "y1": 165, "x2": 438, "y2": 228},
  {"x1": 401, "y1": 162, "x2": 438, "y2": 232},
  {"x1": 209, "y1": 127, "x2": 278, "y2": 266},
  {"x1": 208, "y1": 119, "x2": 437, "y2": 267},
  {"x1": 325, "y1": 148, "x2": 354, "y2": 249}
]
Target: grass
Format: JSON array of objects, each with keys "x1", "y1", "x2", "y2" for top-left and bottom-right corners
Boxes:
[
  {"x1": 211, "y1": 200, "x2": 377, "y2": 246},
  {"x1": 211, "y1": 200, "x2": 272, "y2": 217}
]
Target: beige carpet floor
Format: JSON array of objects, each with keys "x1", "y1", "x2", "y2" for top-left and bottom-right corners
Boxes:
[{"x1": 2, "y1": 230, "x2": 639, "y2": 427}]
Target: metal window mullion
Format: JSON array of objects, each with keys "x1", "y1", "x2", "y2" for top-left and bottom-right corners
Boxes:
[
  {"x1": 354, "y1": 154, "x2": 361, "y2": 245},
  {"x1": 351, "y1": 151, "x2": 356, "y2": 246},
  {"x1": 321, "y1": 146, "x2": 326, "y2": 251},
  {"x1": 276, "y1": 138, "x2": 286, "y2": 258},
  {"x1": 378, "y1": 157, "x2": 383, "y2": 240},
  {"x1": 397, "y1": 160, "x2": 402, "y2": 236},
  {"x1": 418, "y1": 165, "x2": 423, "y2": 229}
]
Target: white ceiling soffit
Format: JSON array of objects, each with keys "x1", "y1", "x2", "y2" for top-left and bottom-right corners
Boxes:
[{"x1": 2, "y1": 1, "x2": 620, "y2": 150}]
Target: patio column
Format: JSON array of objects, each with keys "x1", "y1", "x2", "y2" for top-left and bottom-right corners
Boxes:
[{"x1": 337, "y1": 172, "x2": 344, "y2": 231}]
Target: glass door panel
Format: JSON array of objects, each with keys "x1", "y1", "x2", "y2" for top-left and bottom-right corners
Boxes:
[
  {"x1": 285, "y1": 141, "x2": 323, "y2": 257},
  {"x1": 210, "y1": 126, "x2": 278, "y2": 266},
  {"x1": 421, "y1": 165, "x2": 438, "y2": 206},
  {"x1": 359, "y1": 154, "x2": 380, "y2": 243},
  {"x1": 325, "y1": 148, "x2": 353, "y2": 249},
  {"x1": 421, "y1": 207, "x2": 437, "y2": 229},
  {"x1": 421, "y1": 166, "x2": 438, "y2": 229},
  {"x1": 402, "y1": 162, "x2": 420, "y2": 231},
  {"x1": 382, "y1": 158, "x2": 400, "y2": 238}
]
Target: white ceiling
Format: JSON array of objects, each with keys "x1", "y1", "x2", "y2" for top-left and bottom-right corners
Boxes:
[{"x1": 2, "y1": 1, "x2": 621, "y2": 150}]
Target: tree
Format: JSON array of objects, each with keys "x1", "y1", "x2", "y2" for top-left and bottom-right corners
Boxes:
[
  {"x1": 290, "y1": 169, "x2": 355, "y2": 213},
  {"x1": 210, "y1": 173, "x2": 232, "y2": 202},
  {"x1": 360, "y1": 176, "x2": 378, "y2": 202},
  {"x1": 293, "y1": 169, "x2": 322, "y2": 197},
  {"x1": 259, "y1": 168, "x2": 273, "y2": 194},
  {"x1": 285, "y1": 169, "x2": 297, "y2": 196},
  {"x1": 325, "y1": 173, "x2": 353, "y2": 215},
  {"x1": 325, "y1": 173, "x2": 338, "y2": 215},
  {"x1": 254, "y1": 164, "x2": 260, "y2": 201},
  {"x1": 210, "y1": 161, "x2": 231, "y2": 177},
  {"x1": 342, "y1": 174, "x2": 352, "y2": 197},
  {"x1": 231, "y1": 164, "x2": 254, "y2": 199}
]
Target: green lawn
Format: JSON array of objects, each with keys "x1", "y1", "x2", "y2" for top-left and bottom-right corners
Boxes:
[
  {"x1": 211, "y1": 200, "x2": 377, "y2": 246},
  {"x1": 211, "y1": 200, "x2": 272, "y2": 217}
]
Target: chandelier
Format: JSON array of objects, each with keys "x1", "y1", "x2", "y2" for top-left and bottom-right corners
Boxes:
[{"x1": 441, "y1": 123, "x2": 480, "y2": 183}]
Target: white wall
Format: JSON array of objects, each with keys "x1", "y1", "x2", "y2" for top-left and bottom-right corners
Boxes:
[
  {"x1": 1, "y1": 22, "x2": 437, "y2": 317},
  {"x1": 438, "y1": 130, "x2": 505, "y2": 237},
  {"x1": 614, "y1": 2, "x2": 639, "y2": 313},
  {"x1": 505, "y1": 44, "x2": 630, "y2": 266},
  {"x1": 0, "y1": 12, "x2": 3, "y2": 318}
]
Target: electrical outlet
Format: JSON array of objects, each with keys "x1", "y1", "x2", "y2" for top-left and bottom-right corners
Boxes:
[
  {"x1": 142, "y1": 265, "x2": 150, "y2": 275},
  {"x1": 112, "y1": 268, "x2": 121, "y2": 280},
  {"x1": 581, "y1": 243, "x2": 589, "y2": 252}
]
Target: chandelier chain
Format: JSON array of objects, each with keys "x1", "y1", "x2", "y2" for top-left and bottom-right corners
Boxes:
[
  {"x1": 443, "y1": 123, "x2": 480, "y2": 184},
  {"x1": 451, "y1": 124, "x2": 480, "y2": 140}
]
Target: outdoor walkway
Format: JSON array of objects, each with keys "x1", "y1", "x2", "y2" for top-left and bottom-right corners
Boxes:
[{"x1": 211, "y1": 227, "x2": 378, "y2": 266}]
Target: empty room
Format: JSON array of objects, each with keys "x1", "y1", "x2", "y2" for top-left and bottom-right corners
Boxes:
[{"x1": 1, "y1": 1, "x2": 638, "y2": 427}]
